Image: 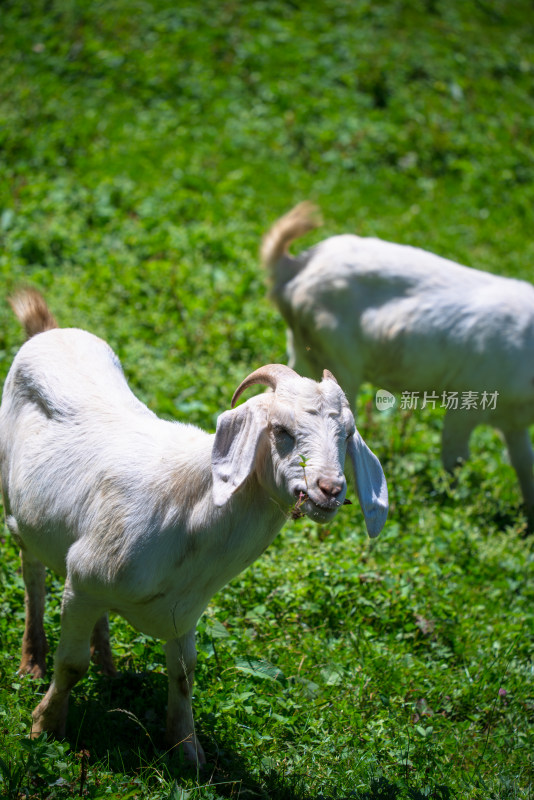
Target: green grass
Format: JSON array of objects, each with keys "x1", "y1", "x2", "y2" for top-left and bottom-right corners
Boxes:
[{"x1": 0, "y1": 1, "x2": 533, "y2": 797}]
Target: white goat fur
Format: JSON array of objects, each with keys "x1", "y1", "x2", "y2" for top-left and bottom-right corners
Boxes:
[
  {"x1": 0, "y1": 290, "x2": 388, "y2": 764},
  {"x1": 263, "y1": 202, "x2": 534, "y2": 522}
]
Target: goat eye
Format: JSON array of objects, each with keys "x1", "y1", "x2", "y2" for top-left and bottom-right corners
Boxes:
[{"x1": 273, "y1": 425, "x2": 295, "y2": 445}]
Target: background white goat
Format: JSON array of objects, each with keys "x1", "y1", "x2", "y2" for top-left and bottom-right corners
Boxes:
[
  {"x1": 0, "y1": 289, "x2": 388, "y2": 765},
  {"x1": 263, "y1": 202, "x2": 534, "y2": 525}
]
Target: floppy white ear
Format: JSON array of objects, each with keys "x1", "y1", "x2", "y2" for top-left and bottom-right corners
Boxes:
[
  {"x1": 212, "y1": 402, "x2": 267, "y2": 507},
  {"x1": 347, "y1": 430, "x2": 388, "y2": 538}
]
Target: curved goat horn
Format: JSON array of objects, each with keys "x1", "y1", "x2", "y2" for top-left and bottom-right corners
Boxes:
[
  {"x1": 231, "y1": 364, "x2": 299, "y2": 408},
  {"x1": 322, "y1": 369, "x2": 339, "y2": 384}
]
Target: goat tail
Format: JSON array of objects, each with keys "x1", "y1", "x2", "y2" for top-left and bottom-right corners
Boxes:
[
  {"x1": 261, "y1": 202, "x2": 322, "y2": 281},
  {"x1": 9, "y1": 287, "x2": 58, "y2": 339}
]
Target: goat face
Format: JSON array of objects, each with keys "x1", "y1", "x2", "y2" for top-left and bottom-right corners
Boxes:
[
  {"x1": 212, "y1": 366, "x2": 388, "y2": 536},
  {"x1": 263, "y1": 374, "x2": 353, "y2": 521}
]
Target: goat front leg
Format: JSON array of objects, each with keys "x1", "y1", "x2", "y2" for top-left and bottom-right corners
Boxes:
[
  {"x1": 441, "y1": 408, "x2": 477, "y2": 472},
  {"x1": 19, "y1": 550, "x2": 48, "y2": 678},
  {"x1": 502, "y1": 428, "x2": 534, "y2": 527},
  {"x1": 165, "y1": 630, "x2": 206, "y2": 766},
  {"x1": 90, "y1": 614, "x2": 116, "y2": 677},
  {"x1": 32, "y1": 582, "x2": 104, "y2": 739}
]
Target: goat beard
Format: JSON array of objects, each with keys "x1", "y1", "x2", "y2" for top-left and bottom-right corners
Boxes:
[{"x1": 289, "y1": 493, "x2": 352, "y2": 520}]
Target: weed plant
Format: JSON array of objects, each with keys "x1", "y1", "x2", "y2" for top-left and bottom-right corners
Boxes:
[{"x1": 0, "y1": 1, "x2": 533, "y2": 798}]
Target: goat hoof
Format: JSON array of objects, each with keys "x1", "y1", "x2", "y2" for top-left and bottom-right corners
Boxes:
[
  {"x1": 168, "y1": 736, "x2": 207, "y2": 767},
  {"x1": 184, "y1": 740, "x2": 207, "y2": 767},
  {"x1": 18, "y1": 659, "x2": 46, "y2": 680}
]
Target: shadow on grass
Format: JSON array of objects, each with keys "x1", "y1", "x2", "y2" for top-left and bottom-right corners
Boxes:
[
  {"x1": 410, "y1": 466, "x2": 530, "y2": 537},
  {"x1": 62, "y1": 671, "x2": 456, "y2": 800},
  {"x1": 204, "y1": 758, "x2": 455, "y2": 800}
]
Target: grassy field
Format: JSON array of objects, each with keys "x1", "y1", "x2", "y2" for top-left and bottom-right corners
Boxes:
[{"x1": 1, "y1": 1, "x2": 533, "y2": 798}]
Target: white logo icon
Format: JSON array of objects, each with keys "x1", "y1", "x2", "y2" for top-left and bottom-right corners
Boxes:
[{"x1": 375, "y1": 389, "x2": 396, "y2": 411}]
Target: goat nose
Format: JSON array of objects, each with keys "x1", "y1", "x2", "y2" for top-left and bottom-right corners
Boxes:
[{"x1": 317, "y1": 477, "x2": 343, "y2": 498}]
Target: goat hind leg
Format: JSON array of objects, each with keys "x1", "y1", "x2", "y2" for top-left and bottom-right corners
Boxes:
[
  {"x1": 90, "y1": 614, "x2": 116, "y2": 677},
  {"x1": 503, "y1": 428, "x2": 534, "y2": 527},
  {"x1": 19, "y1": 551, "x2": 48, "y2": 678},
  {"x1": 32, "y1": 583, "x2": 104, "y2": 739}
]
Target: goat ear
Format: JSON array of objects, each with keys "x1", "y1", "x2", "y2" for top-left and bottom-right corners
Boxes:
[
  {"x1": 347, "y1": 431, "x2": 388, "y2": 538},
  {"x1": 212, "y1": 403, "x2": 267, "y2": 507}
]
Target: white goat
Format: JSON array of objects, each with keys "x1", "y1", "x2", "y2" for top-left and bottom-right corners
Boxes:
[
  {"x1": 0, "y1": 288, "x2": 388, "y2": 765},
  {"x1": 263, "y1": 202, "x2": 534, "y2": 524}
]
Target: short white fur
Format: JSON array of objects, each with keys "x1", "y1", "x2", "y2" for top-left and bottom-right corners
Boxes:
[
  {"x1": 0, "y1": 295, "x2": 388, "y2": 765},
  {"x1": 263, "y1": 202, "x2": 534, "y2": 524}
]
